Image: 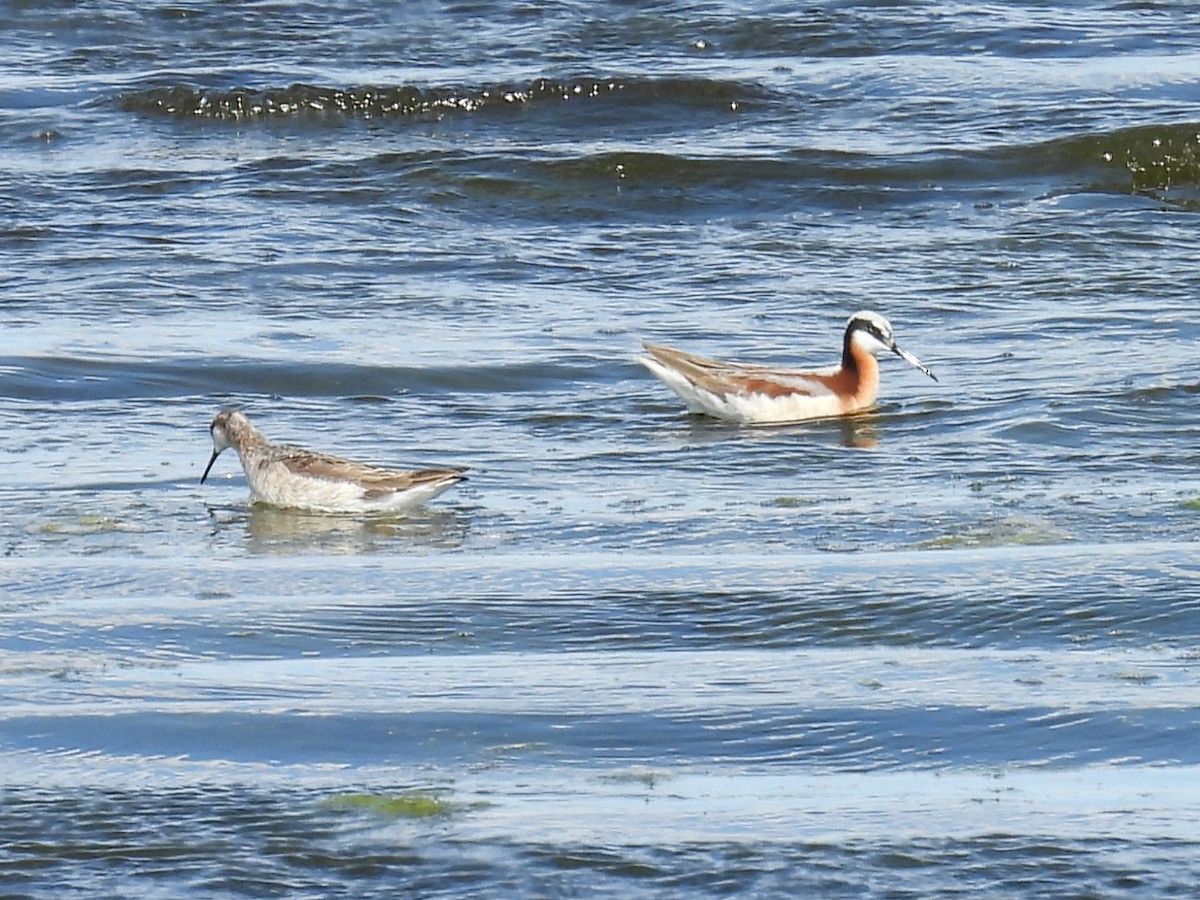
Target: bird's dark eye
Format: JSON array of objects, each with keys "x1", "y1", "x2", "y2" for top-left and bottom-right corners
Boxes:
[{"x1": 853, "y1": 319, "x2": 888, "y2": 343}]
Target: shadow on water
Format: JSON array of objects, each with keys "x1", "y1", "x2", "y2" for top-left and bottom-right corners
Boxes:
[
  {"x1": 653, "y1": 409, "x2": 891, "y2": 451},
  {"x1": 205, "y1": 503, "x2": 470, "y2": 555}
]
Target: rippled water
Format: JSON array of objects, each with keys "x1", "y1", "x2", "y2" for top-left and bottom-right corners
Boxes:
[{"x1": 4, "y1": 1, "x2": 1200, "y2": 896}]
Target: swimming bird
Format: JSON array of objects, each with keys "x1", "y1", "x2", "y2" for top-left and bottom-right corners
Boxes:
[
  {"x1": 638, "y1": 310, "x2": 936, "y2": 425},
  {"x1": 200, "y1": 409, "x2": 467, "y2": 513}
]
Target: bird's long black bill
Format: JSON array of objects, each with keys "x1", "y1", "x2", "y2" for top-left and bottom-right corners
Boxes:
[
  {"x1": 893, "y1": 344, "x2": 938, "y2": 382},
  {"x1": 200, "y1": 450, "x2": 221, "y2": 484}
]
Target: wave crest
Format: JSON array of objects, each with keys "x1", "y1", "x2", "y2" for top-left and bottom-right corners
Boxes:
[{"x1": 120, "y1": 79, "x2": 630, "y2": 120}]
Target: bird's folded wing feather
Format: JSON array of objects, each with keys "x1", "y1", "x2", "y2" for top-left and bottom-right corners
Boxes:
[
  {"x1": 278, "y1": 449, "x2": 465, "y2": 491},
  {"x1": 642, "y1": 344, "x2": 822, "y2": 398}
]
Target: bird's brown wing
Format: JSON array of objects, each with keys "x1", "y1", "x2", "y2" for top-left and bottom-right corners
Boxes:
[
  {"x1": 641, "y1": 343, "x2": 821, "y2": 398},
  {"x1": 277, "y1": 448, "x2": 466, "y2": 493}
]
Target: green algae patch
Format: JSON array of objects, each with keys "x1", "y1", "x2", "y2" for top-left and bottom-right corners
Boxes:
[
  {"x1": 1111, "y1": 671, "x2": 1160, "y2": 685},
  {"x1": 322, "y1": 790, "x2": 492, "y2": 820},
  {"x1": 323, "y1": 791, "x2": 459, "y2": 819},
  {"x1": 768, "y1": 496, "x2": 807, "y2": 509},
  {"x1": 599, "y1": 767, "x2": 673, "y2": 789},
  {"x1": 917, "y1": 517, "x2": 1069, "y2": 550},
  {"x1": 34, "y1": 515, "x2": 142, "y2": 536},
  {"x1": 1179, "y1": 498, "x2": 1200, "y2": 511}
]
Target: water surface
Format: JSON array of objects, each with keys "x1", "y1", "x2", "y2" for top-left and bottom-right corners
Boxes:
[{"x1": 3, "y1": 1, "x2": 1200, "y2": 895}]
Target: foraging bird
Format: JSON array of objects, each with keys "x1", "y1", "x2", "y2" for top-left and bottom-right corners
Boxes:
[
  {"x1": 200, "y1": 409, "x2": 467, "y2": 513},
  {"x1": 638, "y1": 310, "x2": 936, "y2": 425}
]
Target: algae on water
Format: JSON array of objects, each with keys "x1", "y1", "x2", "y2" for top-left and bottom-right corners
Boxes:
[{"x1": 323, "y1": 791, "x2": 467, "y2": 819}]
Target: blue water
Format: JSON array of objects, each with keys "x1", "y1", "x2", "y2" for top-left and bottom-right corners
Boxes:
[{"x1": 4, "y1": 2, "x2": 1200, "y2": 896}]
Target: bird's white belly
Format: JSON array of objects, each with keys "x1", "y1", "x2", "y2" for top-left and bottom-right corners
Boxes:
[
  {"x1": 249, "y1": 463, "x2": 371, "y2": 513},
  {"x1": 673, "y1": 380, "x2": 851, "y2": 424}
]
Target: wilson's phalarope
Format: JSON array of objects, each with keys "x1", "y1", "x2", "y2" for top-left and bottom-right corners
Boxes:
[
  {"x1": 638, "y1": 310, "x2": 936, "y2": 425},
  {"x1": 200, "y1": 409, "x2": 467, "y2": 513}
]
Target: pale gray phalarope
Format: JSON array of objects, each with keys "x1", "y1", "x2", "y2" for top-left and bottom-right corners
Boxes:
[{"x1": 200, "y1": 409, "x2": 467, "y2": 513}]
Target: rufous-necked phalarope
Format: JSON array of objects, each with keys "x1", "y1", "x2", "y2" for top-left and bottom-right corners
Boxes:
[
  {"x1": 200, "y1": 409, "x2": 467, "y2": 513},
  {"x1": 638, "y1": 310, "x2": 937, "y2": 425}
]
